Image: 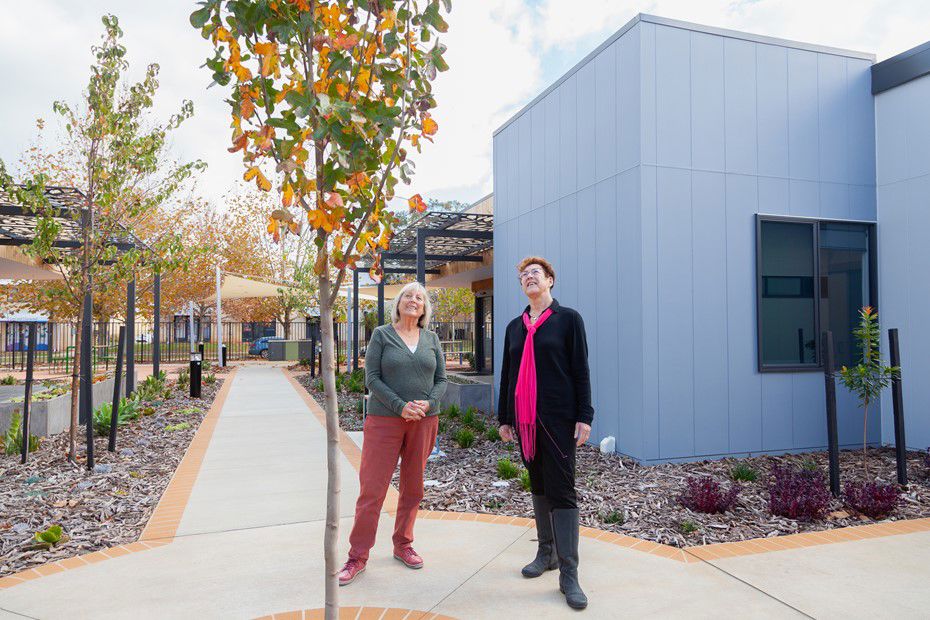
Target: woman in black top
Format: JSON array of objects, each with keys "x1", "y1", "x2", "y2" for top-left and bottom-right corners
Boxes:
[{"x1": 498, "y1": 256, "x2": 593, "y2": 611}]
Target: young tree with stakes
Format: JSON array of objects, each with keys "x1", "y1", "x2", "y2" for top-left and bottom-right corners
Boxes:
[
  {"x1": 191, "y1": 1, "x2": 450, "y2": 613},
  {"x1": 0, "y1": 15, "x2": 204, "y2": 463},
  {"x1": 838, "y1": 306, "x2": 900, "y2": 476}
]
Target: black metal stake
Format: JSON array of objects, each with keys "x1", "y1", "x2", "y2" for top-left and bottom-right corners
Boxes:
[
  {"x1": 20, "y1": 323, "x2": 36, "y2": 464},
  {"x1": 823, "y1": 331, "x2": 840, "y2": 497},
  {"x1": 153, "y1": 270, "x2": 161, "y2": 378},
  {"x1": 126, "y1": 278, "x2": 136, "y2": 395},
  {"x1": 310, "y1": 326, "x2": 317, "y2": 378},
  {"x1": 108, "y1": 326, "x2": 126, "y2": 452},
  {"x1": 889, "y1": 328, "x2": 908, "y2": 486},
  {"x1": 352, "y1": 269, "x2": 360, "y2": 372},
  {"x1": 81, "y1": 291, "x2": 94, "y2": 470}
]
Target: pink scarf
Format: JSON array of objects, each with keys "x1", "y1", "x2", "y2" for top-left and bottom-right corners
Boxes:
[{"x1": 514, "y1": 308, "x2": 553, "y2": 461}]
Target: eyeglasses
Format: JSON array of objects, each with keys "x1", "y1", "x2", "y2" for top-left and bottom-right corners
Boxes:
[{"x1": 519, "y1": 267, "x2": 546, "y2": 281}]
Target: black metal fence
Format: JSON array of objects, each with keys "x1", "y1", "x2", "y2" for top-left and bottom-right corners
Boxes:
[{"x1": 0, "y1": 319, "x2": 479, "y2": 372}]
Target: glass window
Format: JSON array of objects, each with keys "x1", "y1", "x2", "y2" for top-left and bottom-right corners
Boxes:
[
  {"x1": 759, "y1": 221, "x2": 817, "y2": 367},
  {"x1": 757, "y1": 217, "x2": 874, "y2": 372},
  {"x1": 820, "y1": 223, "x2": 871, "y2": 368}
]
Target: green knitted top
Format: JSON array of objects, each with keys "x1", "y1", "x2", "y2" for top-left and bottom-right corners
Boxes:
[{"x1": 365, "y1": 324, "x2": 447, "y2": 417}]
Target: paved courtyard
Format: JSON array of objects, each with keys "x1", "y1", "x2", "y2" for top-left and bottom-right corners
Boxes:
[{"x1": 1, "y1": 365, "x2": 928, "y2": 619}]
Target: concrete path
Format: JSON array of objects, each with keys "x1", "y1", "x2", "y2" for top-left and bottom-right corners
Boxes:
[{"x1": 1, "y1": 365, "x2": 929, "y2": 619}]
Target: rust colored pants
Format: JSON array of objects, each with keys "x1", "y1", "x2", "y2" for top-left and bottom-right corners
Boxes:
[{"x1": 348, "y1": 414, "x2": 439, "y2": 563}]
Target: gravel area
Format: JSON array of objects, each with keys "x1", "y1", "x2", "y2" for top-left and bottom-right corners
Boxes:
[
  {"x1": 0, "y1": 377, "x2": 223, "y2": 577},
  {"x1": 313, "y1": 387, "x2": 930, "y2": 547}
]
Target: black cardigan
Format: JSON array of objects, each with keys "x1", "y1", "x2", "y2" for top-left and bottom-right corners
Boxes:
[{"x1": 497, "y1": 299, "x2": 594, "y2": 427}]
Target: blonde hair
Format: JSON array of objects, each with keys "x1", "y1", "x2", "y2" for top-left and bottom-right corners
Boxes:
[{"x1": 391, "y1": 281, "x2": 432, "y2": 328}]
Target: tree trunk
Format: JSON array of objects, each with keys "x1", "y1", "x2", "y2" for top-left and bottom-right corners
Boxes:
[
  {"x1": 863, "y1": 400, "x2": 869, "y2": 478},
  {"x1": 68, "y1": 320, "x2": 82, "y2": 463},
  {"x1": 320, "y1": 274, "x2": 340, "y2": 620}
]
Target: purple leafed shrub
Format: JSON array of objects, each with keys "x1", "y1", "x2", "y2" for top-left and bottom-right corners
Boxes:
[
  {"x1": 843, "y1": 481, "x2": 900, "y2": 519},
  {"x1": 678, "y1": 476, "x2": 740, "y2": 514},
  {"x1": 767, "y1": 464, "x2": 832, "y2": 521}
]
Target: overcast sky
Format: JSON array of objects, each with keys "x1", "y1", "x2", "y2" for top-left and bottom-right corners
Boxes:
[{"x1": 1, "y1": 1, "x2": 928, "y2": 211}]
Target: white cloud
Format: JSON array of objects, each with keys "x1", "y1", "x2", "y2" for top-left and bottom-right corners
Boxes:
[{"x1": 1, "y1": 1, "x2": 929, "y2": 211}]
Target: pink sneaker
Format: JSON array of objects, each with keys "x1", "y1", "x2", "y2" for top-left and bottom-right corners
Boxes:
[
  {"x1": 393, "y1": 547, "x2": 424, "y2": 569},
  {"x1": 338, "y1": 558, "x2": 366, "y2": 586}
]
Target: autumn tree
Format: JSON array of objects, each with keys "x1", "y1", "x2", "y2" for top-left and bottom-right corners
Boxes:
[
  {"x1": 221, "y1": 187, "x2": 317, "y2": 335},
  {"x1": 192, "y1": 0, "x2": 450, "y2": 612},
  {"x1": 431, "y1": 286, "x2": 473, "y2": 322},
  {"x1": 0, "y1": 15, "x2": 204, "y2": 463}
]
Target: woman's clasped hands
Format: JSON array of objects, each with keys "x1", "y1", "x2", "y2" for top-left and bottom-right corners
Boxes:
[{"x1": 401, "y1": 400, "x2": 429, "y2": 421}]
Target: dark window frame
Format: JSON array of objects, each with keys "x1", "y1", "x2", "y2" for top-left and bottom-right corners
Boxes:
[{"x1": 755, "y1": 214, "x2": 877, "y2": 373}]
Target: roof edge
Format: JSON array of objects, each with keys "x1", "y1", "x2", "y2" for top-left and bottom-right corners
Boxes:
[
  {"x1": 493, "y1": 13, "x2": 876, "y2": 138},
  {"x1": 872, "y1": 39, "x2": 930, "y2": 95}
]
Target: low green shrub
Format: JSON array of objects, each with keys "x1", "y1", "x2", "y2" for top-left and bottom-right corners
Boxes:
[
  {"x1": 485, "y1": 426, "x2": 501, "y2": 442},
  {"x1": 203, "y1": 373, "x2": 217, "y2": 386},
  {"x1": 92, "y1": 397, "x2": 140, "y2": 436},
  {"x1": 602, "y1": 510, "x2": 625, "y2": 525},
  {"x1": 178, "y1": 406, "x2": 202, "y2": 416},
  {"x1": 678, "y1": 519, "x2": 699, "y2": 534},
  {"x1": 519, "y1": 468, "x2": 532, "y2": 491},
  {"x1": 497, "y1": 458, "x2": 520, "y2": 480},
  {"x1": 484, "y1": 498, "x2": 503, "y2": 510},
  {"x1": 165, "y1": 422, "x2": 191, "y2": 432},
  {"x1": 730, "y1": 462, "x2": 759, "y2": 483},
  {"x1": 135, "y1": 375, "x2": 166, "y2": 402},
  {"x1": 453, "y1": 428, "x2": 475, "y2": 449},
  {"x1": 31, "y1": 525, "x2": 67, "y2": 550},
  {"x1": 442, "y1": 404, "x2": 460, "y2": 419},
  {"x1": 1, "y1": 412, "x2": 40, "y2": 455},
  {"x1": 176, "y1": 368, "x2": 190, "y2": 392},
  {"x1": 0, "y1": 375, "x2": 15, "y2": 385}
]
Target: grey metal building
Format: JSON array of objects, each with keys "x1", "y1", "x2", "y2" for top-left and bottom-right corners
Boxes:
[{"x1": 493, "y1": 14, "x2": 927, "y2": 464}]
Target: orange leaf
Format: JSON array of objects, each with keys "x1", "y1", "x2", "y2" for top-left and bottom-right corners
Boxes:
[
  {"x1": 333, "y1": 33, "x2": 359, "y2": 51},
  {"x1": 253, "y1": 41, "x2": 279, "y2": 77},
  {"x1": 422, "y1": 115, "x2": 438, "y2": 136},
  {"x1": 379, "y1": 9, "x2": 397, "y2": 31},
  {"x1": 240, "y1": 97, "x2": 255, "y2": 120},
  {"x1": 410, "y1": 134, "x2": 420, "y2": 147},
  {"x1": 282, "y1": 183, "x2": 295, "y2": 206},
  {"x1": 347, "y1": 172, "x2": 370, "y2": 192},
  {"x1": 408, "y1": 194, "x2": 427, "y2": 213},
  {"x1": 325, "y1": 192, "x2": 344, "y2": 209},
  {"x1": 228, "y1": 133, "x2": 248, "y2": 153}
]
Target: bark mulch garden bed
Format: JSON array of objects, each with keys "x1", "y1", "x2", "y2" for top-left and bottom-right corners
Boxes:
[
  {"x1": 0, "y1": 376, "x2": 224, "y2": 577},
  {"x1": 317, "y1": 385, "x2": 930, "y2": 548},
  {"x1": 295, "y1": 369, "x2": 366, "y2": 431}
]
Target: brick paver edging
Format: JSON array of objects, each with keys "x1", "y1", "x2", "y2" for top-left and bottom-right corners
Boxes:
[
  {"x1": 256, "y1": 607, "x2": 455, "y2": 619},
  {"x1": 284, "y1": 370, "x2": 930, "y2": 563},
  {"x1": 0, "y1": 367, "x2": 238, "y2": 590}
]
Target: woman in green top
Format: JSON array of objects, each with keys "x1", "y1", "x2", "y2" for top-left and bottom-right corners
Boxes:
[{"x1": 338, "y1": 281, "x2": 447, "y2": 586}]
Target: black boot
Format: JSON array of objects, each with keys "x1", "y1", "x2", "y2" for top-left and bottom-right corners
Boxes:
[
  {"x1": 522, "y1": 494, "x2": 558, "y2": 578},
  {"x1": 551, "y1": 508, "x2": 588, "y2": 610}
]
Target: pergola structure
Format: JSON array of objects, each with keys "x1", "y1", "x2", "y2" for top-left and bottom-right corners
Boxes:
[
  {"x1": 0, "y1": 185, "x2": 156, "y2": 467},
  {"x1": 351, "y1": 209, "x2": 494, "y2": 371}
]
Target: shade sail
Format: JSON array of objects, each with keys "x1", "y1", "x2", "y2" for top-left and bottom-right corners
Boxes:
[{"x1": 216, "y1": 272, "x2": 302, "y2": 300}]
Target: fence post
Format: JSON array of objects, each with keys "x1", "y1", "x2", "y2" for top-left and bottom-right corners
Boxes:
[
  {"x1": 822, "y1": 331, "x2": 840, "y2": 497},
  {"x1": 108, "y1": 325, "x2": 126, "y2": 452},
  {"x1": 47, "y1": 323, "x2": 54, "y2": 365},
  {"x1": 20, "y1": 323, "x2": 36, "y2": 464},
  {"x1": 889, "y1": 328, "x2": 908, "y2": 486}
]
